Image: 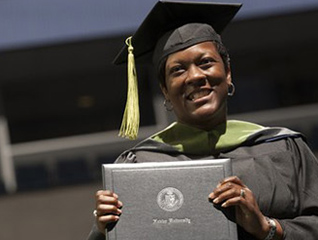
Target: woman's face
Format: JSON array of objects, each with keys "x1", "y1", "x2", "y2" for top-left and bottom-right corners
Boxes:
[{"x1": 162, "y1": 41, "x2": 232, "y2": 130}]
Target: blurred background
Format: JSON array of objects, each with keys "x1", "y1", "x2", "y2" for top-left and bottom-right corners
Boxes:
[{"x1": 0, "y1": 0, "x2": 317, "y2": 239}]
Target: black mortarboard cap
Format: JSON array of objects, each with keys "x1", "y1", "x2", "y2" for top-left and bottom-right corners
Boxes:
[{"x1": 113, "y1": 0, "x2": 242, "y2": 68}]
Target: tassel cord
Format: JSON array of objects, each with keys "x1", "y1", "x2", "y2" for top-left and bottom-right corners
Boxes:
[{"x1": 119, "y1": 37, "x2": 140, "y2": 140}]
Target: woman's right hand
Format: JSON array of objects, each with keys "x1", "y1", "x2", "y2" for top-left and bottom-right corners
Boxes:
[{"x1": 94, "y1": 190, "x2": 123, "y2": 235}]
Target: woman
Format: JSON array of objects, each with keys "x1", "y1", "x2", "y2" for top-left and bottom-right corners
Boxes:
[{"x1": 87, "y1": 1, "x2": 318, "y2": 240}]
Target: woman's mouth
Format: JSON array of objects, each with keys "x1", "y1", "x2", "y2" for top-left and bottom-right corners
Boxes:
[{"x1": 187, "y1": 89, "x2": 212, "y2": 101}]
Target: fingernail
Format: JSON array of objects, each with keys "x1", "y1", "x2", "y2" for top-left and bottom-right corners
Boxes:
[
  {"x1": 209, "y1": 193, "x2": 214, "y2": 199},
  {"x1": 118, "y1": 201, "x2": 123, "y2": 207},
  {"x1": 221, "y1": 202, "x2": 227, "y2": 207},
  {"x1": 213, "y1": 198, "x2": 219, "y2": 204}
]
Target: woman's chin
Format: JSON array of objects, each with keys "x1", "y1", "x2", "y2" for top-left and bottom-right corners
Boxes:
[
  {"x1": 186, "y1": 105, "x2": 226, "y2": 127},
  {"x1": 191, "y1": 106, "x2": 218, "y2": 118}
]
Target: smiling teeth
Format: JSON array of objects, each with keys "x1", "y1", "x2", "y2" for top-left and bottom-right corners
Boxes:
[{"x1": 189, "y1": 90, "x2": 211, "y2": 101}]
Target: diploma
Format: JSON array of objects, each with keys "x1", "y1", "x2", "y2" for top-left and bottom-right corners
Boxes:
[{"x1": 102, "y1": 159, "x2": 237, "y2": 240}]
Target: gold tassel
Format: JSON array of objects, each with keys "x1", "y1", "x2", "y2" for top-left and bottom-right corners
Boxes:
[{"x1": 118, "y1": 37, "x2": 140, "y2": 140}]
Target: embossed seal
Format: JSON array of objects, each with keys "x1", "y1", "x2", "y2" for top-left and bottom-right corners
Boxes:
[{"x1": 157, "y1": 187, "x2": 184, "y2": 212}]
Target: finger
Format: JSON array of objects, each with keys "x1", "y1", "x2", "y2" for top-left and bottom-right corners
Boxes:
[
  {"x1": 96, "y1": 192, "x2": 122, "y2": 207},
  {"x1": 96, "y1": 195, "x2": 119, "y2": 205},
  {"x1": 212, "y1": 187, "x2": 242, "y2": 204},
  {"x1": 96, "y1": 203, "x2": 123, "y2": 216},
  {"x1": 220, "y1": 190, "x2": 254, "y2": 220},
  {"x1": 217, "y1": 176, "x2": 246, "y2": 188},
  {"x1": 209, "y1": 181, "x2": 241, "y2": 200},
  {"x1": 220, "y1": 195, "x2": 246, "y2": 208},
  {"x1": 97, "y1": 214, "x2": 120, "y2": 224},
  {"x1": 96, "y1": 190, "x2": 118, "y2": 198}
]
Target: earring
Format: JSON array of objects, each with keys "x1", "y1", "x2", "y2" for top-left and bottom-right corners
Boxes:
[
  {"x1": 164, "y1": 99, "x2": 173, "y2": 111},
  {"x1": 228, "y1": 82, "x2": 235, "y2": 96}
]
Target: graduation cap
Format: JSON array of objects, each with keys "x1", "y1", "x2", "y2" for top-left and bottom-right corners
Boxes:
[{"x1": 114, "y1": 1, "x2": 242, "y2": 140}]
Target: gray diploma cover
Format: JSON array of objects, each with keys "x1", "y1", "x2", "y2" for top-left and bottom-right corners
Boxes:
[{"x1": 102, "y1": 159, "x2": 237, "y2": 240}]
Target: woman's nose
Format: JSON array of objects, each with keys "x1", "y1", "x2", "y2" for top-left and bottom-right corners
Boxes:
[{"x1": 185, "y1": 65, "x2": 206, "y2": 86}]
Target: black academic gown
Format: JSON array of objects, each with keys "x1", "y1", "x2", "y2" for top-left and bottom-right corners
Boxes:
[{"x1": 87, "y1": 127, "x2": 318, "y2": 240}]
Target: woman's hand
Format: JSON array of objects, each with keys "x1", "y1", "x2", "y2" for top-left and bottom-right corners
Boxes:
[
  {"x1": 94, "y1": 190, "x2": 123, "y2": 235},
  {"x1": 209, "y1": 176, "x2": 282, "y2": 240}
]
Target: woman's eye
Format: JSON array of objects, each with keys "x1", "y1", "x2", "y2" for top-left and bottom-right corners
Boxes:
[
  {"x1": 170, "y1": 65, "x2": 184, "y2": 74},
  {"x1": 200, "y1": 58, "x2": 213, "y2": 66}
]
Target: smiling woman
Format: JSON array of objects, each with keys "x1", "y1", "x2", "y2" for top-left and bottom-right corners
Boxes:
[
  {"x1": 162, "y1": 41, "x2": 231, "y2": 131},
  {"x1": 87, "y1": 1, "x2": 318, "y2": 240}
]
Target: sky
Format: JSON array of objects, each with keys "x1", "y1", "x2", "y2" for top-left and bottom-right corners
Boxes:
[{"x1": 0, "y1": 0, "x2": 318, "y2": 51}]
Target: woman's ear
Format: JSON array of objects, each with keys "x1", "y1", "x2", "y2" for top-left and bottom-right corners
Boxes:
[
  {"x1": 160, "y1": 84, "x2": 169, "y2": 100},
  {"x1": 226, "y1": 65, "x2": 232, "y2": 85}
]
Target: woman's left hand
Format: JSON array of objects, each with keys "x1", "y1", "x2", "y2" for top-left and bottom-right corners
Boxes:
[{"x1": 209, "y1": 176, "x2": 270, "y2": 239}]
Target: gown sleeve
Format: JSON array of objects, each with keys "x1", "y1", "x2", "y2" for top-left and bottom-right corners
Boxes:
[
  {"x1": 86, "y1": 222, "x2": 105, "y2": 240},
  {"x1": 277, "y1": 138, "x2": 318, "y2": 240}
]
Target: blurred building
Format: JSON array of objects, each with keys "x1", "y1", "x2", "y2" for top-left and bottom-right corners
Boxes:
[{"x1": 0, "y1": 0, "x2": 318, "y2": 239}]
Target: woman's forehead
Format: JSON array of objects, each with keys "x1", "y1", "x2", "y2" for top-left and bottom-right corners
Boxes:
[{"x1": 166, "y1": 42, "x2": 219, "y2": 64}]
